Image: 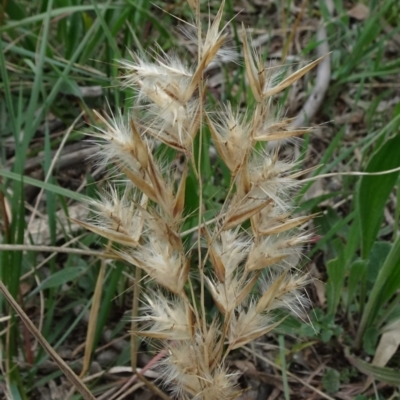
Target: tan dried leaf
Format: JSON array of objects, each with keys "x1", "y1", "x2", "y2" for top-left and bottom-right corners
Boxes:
[
  {"x1": 372, "y1": 319, "x2": 400, "y2": 368},
  {"x1": 348, "y1": 3, "x2": 369, "y2": 20}
]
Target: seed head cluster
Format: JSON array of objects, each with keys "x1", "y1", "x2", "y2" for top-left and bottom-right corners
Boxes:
[{"x1": 78, "y1": 1, "x2": 321, "y2": 398}]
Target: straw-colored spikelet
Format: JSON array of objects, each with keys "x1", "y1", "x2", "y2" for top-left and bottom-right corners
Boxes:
[{"x1": 77, "y1": 1, "x2": 323, "y2": 398}]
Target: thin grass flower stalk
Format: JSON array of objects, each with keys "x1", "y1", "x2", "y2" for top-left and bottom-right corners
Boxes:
[{"x1": 76, "y1": 1, "x2": 322, "y2": 398}]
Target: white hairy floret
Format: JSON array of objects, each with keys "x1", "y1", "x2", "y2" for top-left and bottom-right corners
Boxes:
[{"x1": 135, "y1": 292, "x2": 193, "y2": 340}]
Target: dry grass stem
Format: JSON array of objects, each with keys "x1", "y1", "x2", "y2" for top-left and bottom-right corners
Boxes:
[
  {"x1": 80, "y1": 241, "x2": 111, "y2": 377},
  {"x1": 0, "y1": 281, "x2": 96, "y2": 400}
]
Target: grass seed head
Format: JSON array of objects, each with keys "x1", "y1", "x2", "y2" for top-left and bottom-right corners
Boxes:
[{"x1": 77, "y1": 2, "x2": 321, "y2": 398}]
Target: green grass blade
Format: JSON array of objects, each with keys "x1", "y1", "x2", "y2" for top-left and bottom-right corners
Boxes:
[
  {"x1": 90, "y1": 0, "x2": 121, "y2": 58},
  {"x1": 0, "y1": 40, "x2": 16, "y2": 134},
  {"x1": 0, "y1": 4, "x2": 119, "y2": 33},
  {"x1": 346, "y1": 259, "x2": 367, "y2": 313},
  {"x1": 16, "y1": 0, "x2": 53, "y2": 172},
  {"x1": 357, "y1": 133, "x2": 400, "y2": 259},
  {"x1": 347, "y1": 352, "x2": 400, "y2": 385},
  {"x1": 308, "y1": 211, "x2": 355, "y2": 259},
  {"x1": 15, "y1": 5, "x2": 105, "y2": 162},
  {"x1": 0, "y1": 170, "x2": 90, "y2": 202},
  {"x1": 357, "y1": 235, "x2": 400, "y2": 346}
]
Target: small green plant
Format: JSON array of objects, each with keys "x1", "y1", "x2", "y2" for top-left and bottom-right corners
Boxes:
[{"x1": 317, "y1": 110, "x2": 400, "y2": 384}]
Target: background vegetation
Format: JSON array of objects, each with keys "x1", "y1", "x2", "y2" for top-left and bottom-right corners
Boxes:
[{"x1": 1, "y1": 0, "x2": 400, "y2": 399}]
